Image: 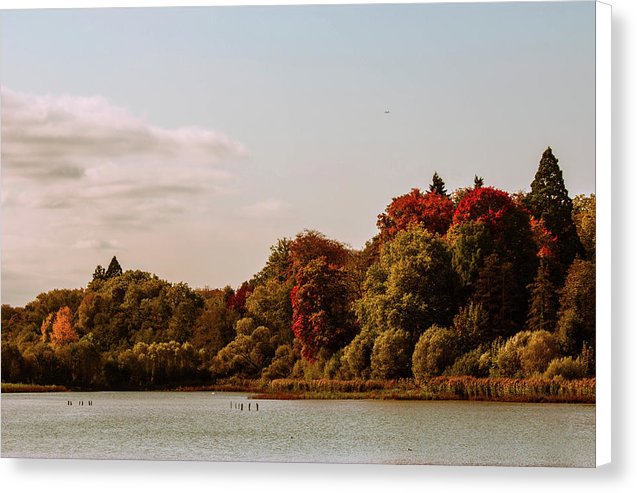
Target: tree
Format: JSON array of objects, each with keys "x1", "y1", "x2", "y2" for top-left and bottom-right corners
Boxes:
[
  {"x1": 377, "y1": 188, "x2": 455, "y2": 243},
  {"x1": 452, "y1": 187, "x2": 537, "y2": 281},
  {"x1": 289, "y1": 230, "x2": 350, "y2": 274},
  {"x1": 429, "y1": 171, "x2": 449, "y2": 197},
  {"x1": 92, "y1": 265, "x2": 106, "y2": 282},
  {"x1": 412, "y1": 325, "x2": 459, "y2": 381},
  {"x1": 446, "y1": 220, "x2": 493, "y2": 288},
  {"x1": 355, "y1": 227, "x2": 460, "y2": 344},
  {"x1": 471, "y1": 254, "x2": 527, "y2": 341},
  {"x1": 105, "y1": 256, "x2": 123, "y2": 279},
  {"x1": 252, "y1": 238, "x2": 292, "y2": 285},
  {"x1": 491, "y1": 330, "x2": 560, "y2": 378},
  {"x1": 50, "y1": 306, "x2": 78, "y2": 346},
  {"x1": 210, "y1": 326, "x2": 276, "y2": 378},
  {"x1": 525, "y1": 147, "x2": 584, "y2": 274},
  {"x1": 291, "y1": 257, "x2": 356, "y2": 361},
  {"x1": 226, "y1": 282, "x2": 252, "y2": 314},
  {"x1": 245, "y1": 278, "x2": 294, "y2": 343},
  {"x1": 556, "y1": 259, "x2": 596, "y2": 355},
  {"x1": 526, "y1": 259, "x2": 559, "y2": 332},
  {"x1": 40, "y1": 313, "x2": 53, "y2": 343},
  {"x1": 452, "y1": 302, "x2": 489, "y2": 351},
  {"x1": 340, "y1": 330, "x2": 375, "y2": 379},
  {"x1": 572, "y1": 194, "x2": 596, "y2": 260},
  {"x1": 473, "y1": 175, "x2": 484, "y2": 188},
  {"x1": 370, "y1": 328, "x2": 412, "y2": 379}
]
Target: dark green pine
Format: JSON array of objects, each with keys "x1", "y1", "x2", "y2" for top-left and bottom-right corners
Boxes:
[
  {"x1": 429, "y1": 171, "x2": 449, "y2": 197},
  {"x1": 105, "y1": 256, "x2": 123, "y2": 279},
  {"x1": 525, "y1": 147, "x2": 584, "y2": 275}
]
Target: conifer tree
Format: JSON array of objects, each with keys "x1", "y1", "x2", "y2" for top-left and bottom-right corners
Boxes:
[
  {"x1": 526, "y1": 259, "x2": 559, "y2": 332},
  {"x1": 105, "y1": 256, "x2": 123, "y2": 279},
  {"x1": 525, "y1": 147, "x2": 583, "y2": 274},
  {"x1": 428, "y1": 171, "x2": 449, "y2": 197}
]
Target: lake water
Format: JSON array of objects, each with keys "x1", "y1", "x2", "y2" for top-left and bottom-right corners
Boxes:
[{"x1": 1, "y1": 392, "x2": 595, "y2": 467}]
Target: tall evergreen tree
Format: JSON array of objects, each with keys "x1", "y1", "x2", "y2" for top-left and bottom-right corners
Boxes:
[
  {"x1": 105, "y1": 256, "x2": 123, "y2": 279},
  {"x1": 525, "y1": 147, "x2": 583, "y2": 274},
  {"x1": 526, "y1": 259, "x2": 559, "y2": 332},
  {"x1": 428, "y1": 171, "x2": 449, "y2": 197}
]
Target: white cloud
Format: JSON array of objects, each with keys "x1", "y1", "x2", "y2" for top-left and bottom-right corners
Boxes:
[
  {"x1": 1, "y1": 86, "x2": 248, "y2": 224},
  {"x1": 73, "y1": 239, "x2": 125, "y2": 251},
  {"x1": 240, "y1": 198, "x2": 291, "y2": 218},
  {"x1": 1, "y1": 87, "x2": 247, "y2": 183}
]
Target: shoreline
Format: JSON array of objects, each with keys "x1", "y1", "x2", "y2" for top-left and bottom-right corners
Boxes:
[{"x1": 1, "y1": 377, "x2": 595, "y2": 404}]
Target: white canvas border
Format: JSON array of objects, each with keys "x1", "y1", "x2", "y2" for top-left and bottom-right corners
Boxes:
[{"x1": 595, "y1": 0, "x2": 611, "y2": 468}]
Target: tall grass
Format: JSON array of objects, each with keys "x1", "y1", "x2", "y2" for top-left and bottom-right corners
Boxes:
[
  {"x1": 260, "y1": 377, "x2": 594, "y2": 403},
  {"x1": 419, "y1": 376, "x2": 595, "y2": 403},
  {"x1": 2, "y1": 383, "x2": 68, "y2": 393}
]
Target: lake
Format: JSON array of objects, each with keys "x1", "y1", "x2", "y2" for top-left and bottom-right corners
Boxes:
[{"x1": 1, "y1": 392, "x2": 595, "y2": 466}]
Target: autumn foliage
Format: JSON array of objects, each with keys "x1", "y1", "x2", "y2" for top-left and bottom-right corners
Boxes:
[
  {"x1": 377, "y1": 188, "x2": 454, "y2": 243},
  {"x1": 0, "y1": 147, "x2": 595, "y2": 393},
  {"x1": 50, "y1": 306, "x2": 77, "y2": 346}
]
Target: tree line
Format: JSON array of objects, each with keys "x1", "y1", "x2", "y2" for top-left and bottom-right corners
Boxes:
[{"x1": 1, "y1": 147, "x2": 596, "y2": 389}]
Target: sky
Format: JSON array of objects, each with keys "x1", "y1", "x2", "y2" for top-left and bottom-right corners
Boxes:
[{"x1": 0, "y1": 1, "x2": 596, "y2": 307}]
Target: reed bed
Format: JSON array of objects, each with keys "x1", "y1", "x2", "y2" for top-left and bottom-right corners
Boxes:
[
  {"x1": 252, "y1": 377, "x2": 594, "y2": 403},
  {"x1": 1, "y1": 383, "x2": 69, "y2": 393},
  {"x1": 268, "y1": 378, "x2": 414, "y2": 394},
  {"x1": 419, "y1": 376, "x2": 595, "y2": 403}
]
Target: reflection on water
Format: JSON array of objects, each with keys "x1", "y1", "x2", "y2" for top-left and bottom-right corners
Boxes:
[{"x1": 1, "y1": 392, "x2": 595, "y2": 466}]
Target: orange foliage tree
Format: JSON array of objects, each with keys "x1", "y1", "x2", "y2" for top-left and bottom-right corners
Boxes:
[{"x1": 50, "y1": 306, "x2": 78, "y2": 346}]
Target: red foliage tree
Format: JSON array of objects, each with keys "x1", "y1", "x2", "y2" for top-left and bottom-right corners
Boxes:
[
  {"x1": 377, "y1": 188, "x2": 454, "y2": 243},
  {"x1": 452, "y1": 186, "x2": 538, "y2": 298},
  {"x1": 530, "y1": 217, "x2": 558, "y2": 259},
  {"x1": 290, "y1": 258, "x2": 356, "y2": 362},
  {"x1": 289, "y1": 230, "x2": 350, "y2": 272},
  {"x1": 226, "y1": 282, "x2": 252, "y2": 314}
]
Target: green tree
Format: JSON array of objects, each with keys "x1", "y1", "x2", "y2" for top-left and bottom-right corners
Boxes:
[
  {"x1": 491, "y1": 330, "x2": 560, "y2": 378},
  {"x1": 340, "y1": 330, "x2": 376, "y2": 379},
  {"x1": 526, "y1": 258, "x2": 559, "y2": 332},
  {"x1": 524, "y1": 147, "x2": 584, "y2": 274},
  {"x1": 355, "y1": 227, "x2": 459, "y2": 344},
  {"x1": 412, "y1": 325, "x2": 459, "y2": 380},
  {"x1": 471, "y1": 254, "x2": 527, "y2": 341},
  {"x1": 105, "y1": 256, "x2": 123, "y2": 279},
  {"x1": 556, "y1": 259, "x2": 596, "y2": 355},
  {"x1": 446, "y1": 220, "x2": 493, "y2": 288},
  {"x1": 370, "y1": 328, "x2": 412, "y2": 379},
  {"x1": 210, "y1": 326, "x2": 276, "y2": 378},
  {"x1": 572, "y1": 194, "x2": 596, "y2": 260},
  {"x1": 245, "y1": 278, "x2": 294, "y2": 343},
  {"x1": 452, "y1": 302, "x2": 489, "y2": 351}
]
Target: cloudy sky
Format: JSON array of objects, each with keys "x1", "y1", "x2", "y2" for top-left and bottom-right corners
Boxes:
[{"x1": 1, "y1": 1, "x2": 596, "y2": 306}]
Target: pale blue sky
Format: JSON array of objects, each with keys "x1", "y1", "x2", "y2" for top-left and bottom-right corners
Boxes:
[{"x1": 1, "y1": 2, "x2": 596, "y2": 306}]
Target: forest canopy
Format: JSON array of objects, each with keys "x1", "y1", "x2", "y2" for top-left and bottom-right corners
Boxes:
[{"x1": 1, "y1": 148, "x2": 596, "y2": 389}]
